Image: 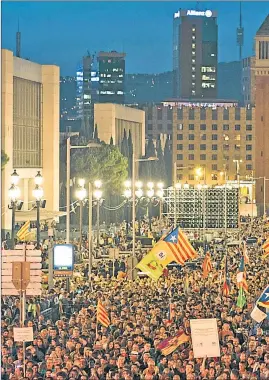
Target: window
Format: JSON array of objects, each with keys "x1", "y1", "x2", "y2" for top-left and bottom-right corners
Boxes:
[
  {"x1": 246, "y1": 135, "x2": 252, "y2": 141},
  {"x1": 212, "y1": 154, "x2": 217, "y2": 160},
  {"x1": 189, "y1": 144, "x2": 194, "y2": 150},
  {"x1": 200, "y1": 154, "x2": 206, "y2": 160},
  {"x1": 200, "y1": 124, "x2": 206, "y2": 131},
  {"x1": 189, "y1": 124, "x2": 194, "y2": 130},
  {"x1": 189, "y1": 154, "x2": 195, "y2": 160},
  {"x1": 212, "y1": 109, "x2": 218, "y2": 120},
  {"x1": 147, "y1": 124, "x2": 153, "y2": 131},
  {"x1": 246, "y1": 108, "x2": 252, "y2": 120},
  {"x1": 200, "y1": 108, "x2": 206, "y2": 120},
  {"x1": 212, "y1": 164, "x2": 218, "y2": 171},
  {"x1": 223, "y1": 109, "x2": 229, "y2": 120},
  {"x1": 235, "y1": 144, "x2": 241, "y2": 151},
  {"x1": 235, "y1": 108, "x2": 241, "y2": 120},
  {"x1": 189, "y1": 109, "x2": 195, "y2": 120},
  {"x1": 189, "y1": 134, "x2": 194, "y2": 140},
  {"x1": 246, "y1": 145, "x2": 252, "y2": 151},
  {"x1": 177, "y1": 124, "x2": 183, "y2": 130},
  {"x1": 177, "y1": 108, "x2": 183, "y2": 119},
  {"x1": 235, "y1": 135, "x2": 241, "y2": 141},
  {"x1": 212, "y1": 173, "x2": 218, "y2": 180},
  {"x1": 246, "y1": 154, "x2": 252, "y2": 161},
  {"x1": 177, "y1": 144, "x2": 183, "y2": 150},
  {"x1": 212, "y1": 124, "x2": 218, "y2": 130},
  {"x1": 246, "y1": 124, "x2": 252, "y2": 131},
  {"x1": 212, "y1": 134, "x2": 218, "y2": 140},
  {"x1": 157, "y1": 108, "x2": 162, "y2": 120},
  {"x1": 223, "y1": 124, "x2": 229, "y2": 131},
  {"x1": 201, "y1": 134, "x2": 206, "y2": 140},
  {"x1": 167, "y1": 108, "x2": 173, "y2": 121},
  {"x1": 158, "y1": 124, "x2": 162, "y2": 131},
  {"x1": 168, "y1": 124, "x2": 172, "y2": 130},
  {"x1": 200, "y1": 144, "x2": 206, "y2": 150},
  {"x1": 212, "y1": 144, "x2": 218, "y2": 150},
  {"x1": 235, "y1": 125, "x2": 241, "y2": 131},
  {"x1": 177, "y1": 174, "x2": 183, "y2": 180},
  {"x1": 223, "y1": 144, "x2": 229, "y2": 151},
  {"x1": 246, "y1": 164, "x2": 252, "y2": 170},
  {"x1": 177, "y1": 134, "x2": 183, "y2": 140},
  {"x1": 189, "y1": 174, "x2": 195, "y2": 180},
  {"x1": 177, "y1": 154, "x2": 183, "y2": 160}
]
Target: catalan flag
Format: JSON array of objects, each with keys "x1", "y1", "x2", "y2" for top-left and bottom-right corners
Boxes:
[
  {"x1": 97, "y1": 301, "x2": 110, "y2": 328},
  {"x1": 262, "y1": 239, "x2": 269, "y2": 259},
  {"x1": 257, "y1": 285, "x2": 269, "y2": 309},
  {"x1": 202, "y1": 252, "x2": 213, "y2": 278},
  {"x1": 16, "y1": 221, "x2": 31, "y2": 241},
  {"x1": 162, "y1": 227, "x2": 197, "y2": 264},
  {"x1": 223, "y1": 256, "x2": 231, "y2": 297},
  {"x1": 237, "y1": 256, "x2": 248, "y2": 293}
]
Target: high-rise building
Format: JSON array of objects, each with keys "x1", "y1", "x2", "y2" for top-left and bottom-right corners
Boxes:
[
  {"x1": 254, "y1": 14, "x2": 269, "y2": 215},
  {"x1": 242, "y1": 56, "x2": 256, "y2": 106},
  {"x1": 173, "y1": 9, "x2": 218, "y2": 99},
  {"x1": 98, "y1": 51, "x2": 125, "y2": 104},
  {"x1": 172, "y1": 104, "x2": 255, "y2": 187},
  {"x1": 1, "y1": 49, "x2": 60, "y2": 233}
]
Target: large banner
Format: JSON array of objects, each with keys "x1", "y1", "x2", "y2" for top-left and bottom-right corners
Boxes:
[{"x1": 190, "y1": 318, "x2": 220, "y2": 358}]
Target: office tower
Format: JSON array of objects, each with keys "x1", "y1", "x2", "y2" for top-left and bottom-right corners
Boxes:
[
  {"x1": 98, "y1": 51, "x2": 125, "y2": 104},
  {"x1": 172, "y1": 104, "x2": 255, "y2": 187},
  {"x1": 1, "y1": 49, "x2": 60, "y2": 232},
  {"x1": 242, "y1": 56, "x2": 256, "y2": 106},
  {"x1": 254, "y1": 14, "x2": 269, "y2": 215},
  {"x1": 173, "y1": 9, "x2": 218, "y2": 99}
]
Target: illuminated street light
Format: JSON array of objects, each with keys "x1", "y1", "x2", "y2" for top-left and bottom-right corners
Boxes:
[
  {"x1": 78, "y1": 178, "x2": 86, "y2": 187},
  {"x1": 123, "y1": 188, "x2": 132, "y2": 199},
  {"x1": 135, "y1": 181, "x2": 143, "y2": 189},
  {"x1": 183, "y1": 182, "x2": 190, "y2": 189},
  {"x1": 157, "y1": 182, "x2": 164, "y2": 189},
  {"x1": 34, "y1": 171, "x2": 43, "y2": 186},
  {"x1": 94, "y1": 180, "x2": 102, "y2": 189},
  {"x1": 147, "y1": 188, "x2": 154, "y2": 198},
  {"x1": 175, "y1": 182, "x2": 182, "y2": 189},
  {"x1": 76, "y1": 186, "x2": 87, "y2": 201},
  {"x1": 124, "y1": 180, "x2": 131, "y2": 188},
  {"x1": 135, "y1": 188, "x2": 143, "y2": 198},
  {"x1": 11, "y1": 170, "x2": 20, "y2": 186},
  {"x1": 147, "y1": 182, "x2": 154, "y2": 189},
  {"x1": 33, "y1": 185, "x2": 44, "y2": 201},
  {"x1": 8, "y1": 184, "x2": 21, "y2": 201}
]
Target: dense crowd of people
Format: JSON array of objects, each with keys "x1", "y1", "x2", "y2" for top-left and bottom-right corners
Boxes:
[{"x1": 1, "y1": 217, "x2": 269, "y2": 380}]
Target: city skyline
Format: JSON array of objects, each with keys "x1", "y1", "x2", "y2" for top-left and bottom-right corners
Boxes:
[{"x1": 2, "y1": 1, "x2": 269, "y2": 76}]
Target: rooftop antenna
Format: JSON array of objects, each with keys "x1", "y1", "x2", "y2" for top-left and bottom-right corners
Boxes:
[
  {"x1": 236, "y1": 2, "x2": 244, "y2": 61},
  {"x1": 16, "y1": 19, "x2": 21, "y2": 58}
]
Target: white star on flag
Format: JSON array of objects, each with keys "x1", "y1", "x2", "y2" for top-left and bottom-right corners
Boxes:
[{"x1": 170, "y1": 235, "x2": 177, "y2": 242}]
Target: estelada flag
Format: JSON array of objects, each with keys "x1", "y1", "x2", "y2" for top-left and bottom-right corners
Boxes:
[
  {"x1": 97, "y1": 301, "x2": 110, "y2": 328},
  {"x1": 262, "y1": 239, "x2": 269, "y2": 259},
  {"x1": 202, "y1": 252, "x2": 213, "y2": 278},
  {"x1": 157, "y1": 330, "x2": 189, "y2": 356}
]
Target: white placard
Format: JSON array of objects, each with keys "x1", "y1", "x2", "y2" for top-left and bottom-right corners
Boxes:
[
  {"x1": 190, "y1": 318, "x2": 220, "y2": 358},
  {"x1": 13, "y1": 327, "x2": 34, "y2": 342}
]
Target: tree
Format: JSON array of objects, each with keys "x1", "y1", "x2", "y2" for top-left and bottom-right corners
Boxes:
[
  {"x1": 1, "y1": 150, "x2": 9, "y2": 170},
  {"x1": 71, "y1": 143, "x2": 128, "y2": 193},
  {"x1": 110, "y1": 136, "x2": 114, "y2": 145},
  {"x1": 93, "y1": 124, "x2": 99, "y2": 142},
  {"x1": 120, "y1": 129, "x2": 129, "y2": 158},
  {"x1": 155, "y1": 140, "x2": 166, "y2": 184}
]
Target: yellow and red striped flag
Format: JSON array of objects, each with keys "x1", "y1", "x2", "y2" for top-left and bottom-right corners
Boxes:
[
  {"x1": 237, "y1": 257, "x2": 248, "y2": 293},
  {"x1": 97, "y1": 301, "x2": 110, "y2": 328},
  {"x1": 16, "y1": 221, "x2": 31, "y2": 241},
  {"x1": 202, "y1": 252, "x2": 213, "y2": 278}
]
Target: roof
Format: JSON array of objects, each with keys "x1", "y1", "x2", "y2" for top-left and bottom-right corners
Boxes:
[{"x1": 256, "y1": 14, "x2": 269, "y2": 36}]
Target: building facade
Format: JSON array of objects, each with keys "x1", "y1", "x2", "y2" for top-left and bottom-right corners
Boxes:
[
  {"x1": 143, "y1": 104, "x2": 173, "y2": 144},
  {"x1": 254, "y1": 15, "x2": 269, "y2": 215},
  {"x1": 242, "y1": 56, "x2": 256, "y2": 106},
  {"x1": 1, "y1": 49, "x2": 60, "y2": 232},
  {"x1": 94, "y1": 103, "x2": 145, "y2": 159},
  {"x1": 173, "y1": 9, "x2": 218, "y2": 99},
  {"x1": 98, "y1": 51, "x2": 125, "y2": 104},
  {"x1": 172, "y1": 105, "x2": 255, "y2": 187}
]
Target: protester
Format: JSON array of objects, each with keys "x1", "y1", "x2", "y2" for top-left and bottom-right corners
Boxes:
[{"x1": 1, "y1": 217, "x2": 269, "y2": 379}]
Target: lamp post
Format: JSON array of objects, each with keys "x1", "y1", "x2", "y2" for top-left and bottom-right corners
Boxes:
[
  {"x1": 233, "y1": 159, "x2": 243, "y2": 232},
  {"x1": 196, "y1": 166, "x2": 207, "y2": 248},
  {"x1": 156, "y1": 182, "x2": 164, "y2": 221},
  {"x1": 76, "y1": 179, "x2": 87, "y2": 252},
  {"x1": 146, "y1": 182, "x2": 155, "y2": 231},
  {"x1": 123, "y1": 184, "x2": 132, "y2": 235},
  {"x1": 8, "y1": 170, "x2": 21, "y2": 249},
  {"x1": 33, "y1": 171, "x2": 44, "y2": 249},
  {"x1": 93, "y1": 180, "x2": 103, "y2": 248},
  {"x1": 252, "y1": 176, "x2": 269, "y2": 217},
  {"x1": 66, "y1": 137, "x2": 102, "y2": 244}
]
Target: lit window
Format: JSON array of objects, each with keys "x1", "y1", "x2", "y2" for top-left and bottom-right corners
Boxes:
[{"x1": 192, "y1": 43, "x2": 196, "y2": 48}]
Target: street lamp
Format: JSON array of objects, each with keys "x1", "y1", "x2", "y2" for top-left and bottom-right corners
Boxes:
[
  {"x1": 156, "y1": 182, "x2": 164, "y2": 220},
  {"x1": 33, "y1": 171, "x2": 44, "y2": 249},
  {"x1": 93, "y1": 182, "x2": 103, "y2": 248},
  {"x1": 123, "y1": 186, "x2": 132, "y2": 235},
  {"x1": 233, "y1": 159, "x2": 243, "y2": 232},
  {"x1": 8, "y1": 176, "x2": 21, "y2": 249},
  {"x1": 66, "y1": 137, "x2": 102, "y2": 281},
  {"x1": 76, "y1": 180, "x2": 87, "y2": 252}
]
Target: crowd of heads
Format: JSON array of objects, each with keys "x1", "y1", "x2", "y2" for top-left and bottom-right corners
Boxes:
[{"x1": 1, "y1": 217, "x2": 269, "y2": 379}]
